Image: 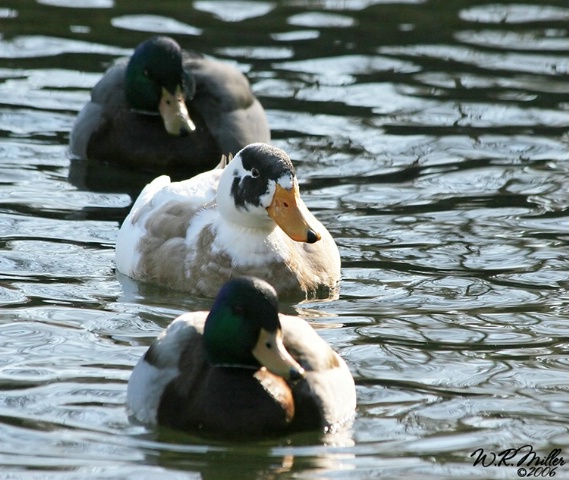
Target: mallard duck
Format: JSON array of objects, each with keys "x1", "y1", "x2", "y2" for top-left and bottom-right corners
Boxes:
[
  {"x1": 69, "y1": 36, "x2": 270, "y2": 178},
  {"x1": 115, "y1": 143, "x2": 341, "y2": 300},
  {"x1": 126, "y1": 277, "x2": 356, "y2": 438}
]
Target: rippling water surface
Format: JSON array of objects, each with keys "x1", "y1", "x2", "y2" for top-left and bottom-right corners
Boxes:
[{"x1": 0, "y1": 0, "x2": 568, "y2": 478}]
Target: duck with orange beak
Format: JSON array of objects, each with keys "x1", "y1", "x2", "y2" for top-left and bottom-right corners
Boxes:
[{"x1": 115, "y1": 143, "x2": 341, "y2": 299}]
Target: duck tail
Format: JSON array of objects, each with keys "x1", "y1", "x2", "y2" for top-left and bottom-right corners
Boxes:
[{"x1": 215, "y1": 153, "x2": 233, "y2": 170}]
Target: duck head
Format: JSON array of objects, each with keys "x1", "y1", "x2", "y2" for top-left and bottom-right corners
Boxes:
[
  {"x1": 217, "y1": 143, "x2": 321, "y2": 243},
  {"x1": 203, "y1": 277, "x2": 305, "y2": 381},
  {"x1": 125, "y1": 36, "x2": 196, "y2": 136}
]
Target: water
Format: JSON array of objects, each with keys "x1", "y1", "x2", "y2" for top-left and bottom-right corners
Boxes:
[{"x1": 0, "y1": 0, "x2": 568, "y2": 478}]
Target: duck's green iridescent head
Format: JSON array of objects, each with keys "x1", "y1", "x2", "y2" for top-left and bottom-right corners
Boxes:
[
  {"x1": 124, "y1": 36, "x2": 196, "y2": 135},
  {"x1": 203, "y1": 277, "x2": 305, "y2": 381}
]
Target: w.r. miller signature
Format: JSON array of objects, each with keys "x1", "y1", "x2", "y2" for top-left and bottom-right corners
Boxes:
[{"x1": 471, "y1": 444, "x2": 565, "y2": 472}]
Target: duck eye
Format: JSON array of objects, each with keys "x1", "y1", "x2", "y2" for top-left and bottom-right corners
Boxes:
[
  {"x1": 251, "y1": 168, "x2": 260, "y2": 178},
  {"x1": 265, "y1": 341, "x2": 272, "y2": 349}
]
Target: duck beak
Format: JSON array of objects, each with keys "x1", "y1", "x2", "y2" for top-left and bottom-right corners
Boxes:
[
  {"x1": 252, "y1": 328, "x2": 305, "y2": 382},
  {"x1": 266, "y1": 183, "x2": 321, "y2": 244},
  {"x1": 159, "y1": 85, "x2": 196, "y2": 136}
]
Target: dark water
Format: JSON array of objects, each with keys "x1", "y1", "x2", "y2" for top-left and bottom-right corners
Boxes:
[{"x1": 0, "y1": 0, "x2": 568, "y2": 478}]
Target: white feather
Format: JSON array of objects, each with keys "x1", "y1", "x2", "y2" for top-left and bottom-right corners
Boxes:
[{"x1": 126, "y1": 313, "x2": 206, "y2": 424}]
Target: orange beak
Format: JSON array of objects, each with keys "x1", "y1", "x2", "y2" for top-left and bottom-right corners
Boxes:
[
  {"x1": 158, "y1": 85, "x2": 196, "y2": 135},
  {"x1": 266, "y1": 183, "x2": 321, "y2": 244}
]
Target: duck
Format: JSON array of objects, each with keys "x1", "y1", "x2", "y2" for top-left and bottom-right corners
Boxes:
[
  {"x1": 126, "y1": 276, "x2": 356, "y2": 438},
  {"x1": 69, "y1": 36, "x2": 270, "y2": 179},
  {"x1": 115, "y1": 143, "x2": 341, "y2": 300}
]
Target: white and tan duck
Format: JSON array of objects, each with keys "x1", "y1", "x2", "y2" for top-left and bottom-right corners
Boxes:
[{"x1": 115, "y1": 143, "x2": 341, "y2": 299}]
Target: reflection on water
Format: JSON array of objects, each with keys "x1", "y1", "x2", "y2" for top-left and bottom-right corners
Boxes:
[{"x1": 0, "y1": 0, "x2": 568, "y2": 478}]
